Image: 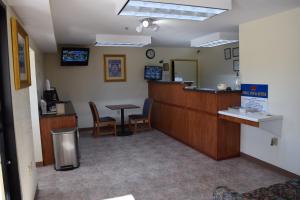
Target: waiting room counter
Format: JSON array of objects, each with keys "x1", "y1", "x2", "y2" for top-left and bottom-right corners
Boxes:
[{"x1": 148, "y1": 81, "x2": 241, "y2": 160}]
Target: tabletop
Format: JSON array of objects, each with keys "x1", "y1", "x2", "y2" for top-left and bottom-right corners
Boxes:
[{"x1": 106, "y1": 104, "x2": 140, "y2": 110}]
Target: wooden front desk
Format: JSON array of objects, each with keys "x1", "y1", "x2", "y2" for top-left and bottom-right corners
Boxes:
[
  {"x1": 40, "y1": 101, "x2": 77, "y2": 165},
  {"x1": 148, "y1": 81, "x2": 241, "y2": 160}
]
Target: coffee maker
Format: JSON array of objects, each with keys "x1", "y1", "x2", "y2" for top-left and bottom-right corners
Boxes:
[{"x1": 43, "y1": 88, "x2": 59, "y2": 112}]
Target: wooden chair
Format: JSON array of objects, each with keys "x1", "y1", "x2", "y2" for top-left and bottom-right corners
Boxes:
[
  {"x1": 128, "y1": 98, "x2": 153, "y2": 133},
  {"x1": 89, "y1": 102, "x2": 116, "y2": 137}
]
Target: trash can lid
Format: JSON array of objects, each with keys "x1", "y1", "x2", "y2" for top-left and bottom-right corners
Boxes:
[{"x1": 51, "y1": 127, "x2": 77, "y2": 135}]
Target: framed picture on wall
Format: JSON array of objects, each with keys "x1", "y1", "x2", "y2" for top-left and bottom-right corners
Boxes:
[
  {"x1": 233, "y1": 60, "x2": 240, "y2": 71},
  {"x1": 103, "y1": 54, "x2": 126, "y2": 82},
  {"x1": 11, "y1": 17, "x2": 31, "y2": 90},
  {"x1": 232, "y1": 47, "x2": 239, "y2": 57},
  {"x1": 224, "y1": 48, "x2": 231, "y2": 60}
]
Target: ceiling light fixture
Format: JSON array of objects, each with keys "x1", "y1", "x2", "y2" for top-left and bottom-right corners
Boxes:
[
  {"x1": 136, "y1": 18, "x2": 160, "y2": 33},
  {"x1": 142, "y1": 19, "x2": 150, "y2": 28},
  {"x1": 191, "y1": 32, "x2": 238, "y2": 47},
  {"x1": 117, "y1": 0, "x2": 232, "y2": 21},
  {"x1": 95, "y1": 34, "x2": 151, "y2": 47}
]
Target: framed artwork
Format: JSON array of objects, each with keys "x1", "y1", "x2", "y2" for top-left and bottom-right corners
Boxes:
[
  {"x1": 232, "y1": 47, "x2": 239, "y2": 57},
  {"x1": 103, "y1": 54, "x2": 126, "y2": 82},
  {"x1": 233, "y1": 59, "x2": 240, "y2": 71},
  {"x1": 11, "y1": 17, "x2": 31, "y2": 90},
  {"x1": 224, "y1": 48, "x2": 231, "y2": 60}
]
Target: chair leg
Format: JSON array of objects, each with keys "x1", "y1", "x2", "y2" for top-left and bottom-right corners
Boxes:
[
  {"x1": 96, "y1": 125, "x2": 101, "y2": 137},
  {"x1": 92, "y1": 123, "x2": 97, "y2": 137},
  {"x1": 128, "y1": 118, "x2": 132, "y2": 131},
  {"x1": 134, "y1": 120, "x2": 137, "y2": 133}
]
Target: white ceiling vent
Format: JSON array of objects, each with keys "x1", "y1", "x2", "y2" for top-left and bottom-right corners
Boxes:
[
  {"x1": 191, "y1": 32, "x2": 238, "y2": 47},
  {"x1": 117, "y1": 0, "x2": 232, "y2": 21},
  {"x1": 95, "y1": 34, "x2": 151, "y2": 47}
]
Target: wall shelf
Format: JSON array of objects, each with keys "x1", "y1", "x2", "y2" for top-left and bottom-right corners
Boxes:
[{"x1": 218, "y1": 109, "x2": 283, "y2": 136}]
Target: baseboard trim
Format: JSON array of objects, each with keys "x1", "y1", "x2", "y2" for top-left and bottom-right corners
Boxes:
[
  {"x1": 241, "y1": 153, "x2": 300, "y2": 179},
  {"x1": 35, "y1": 162, "x2": 43, "y2": 167},
  {"x1": 78, "y1": 127, "x2": 93, "y2": 132},
  {"x1": 34, "y1": 184, "x2": 39, "y2": 200},
  {"x1": 79, "y1": 125, "x2": 130, "y2": 133}
]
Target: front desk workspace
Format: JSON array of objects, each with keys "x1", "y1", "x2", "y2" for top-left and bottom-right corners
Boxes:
[{"x1": 148, "y1": 81, "x2": 283, "y2": 160}]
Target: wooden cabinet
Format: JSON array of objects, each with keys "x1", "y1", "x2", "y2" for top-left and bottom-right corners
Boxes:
[
  {"x1": 40, "y1": 102, "x2": 77, "y2": 165},
  {"x1": 149, "y1": 82, "x2": 241, "y2": 160}
]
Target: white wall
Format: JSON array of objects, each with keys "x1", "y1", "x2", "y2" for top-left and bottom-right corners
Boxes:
[
  {"x1": 5, "y1": 5, "x2": 44, "y2": 199},
  {"x1": 29, "y1": 48, "x2": 43, "y2": 163},
  {"x1": 198, "y1": 43, "x2": 239, "y2": 89},
  {"x1": 45, "y1": 47, "x2": 197, "y2": 128},
  {"x1": 240, "y1": 7, "x2": 300, "y2": 175}
]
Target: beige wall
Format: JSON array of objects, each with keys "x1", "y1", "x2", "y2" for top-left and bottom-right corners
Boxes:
[
  {"x1": 4, "y1": 5, "x2": 44, "y2": 200},
  {"x1": 240, "y1": 7, "x2": 300, "y2": 175},
  {"x1": 198, "y1": 43, "x2": 239, "y2": 89},
  {"x1": 45, "y1": 47, "x2": 197, "y2": 128},
  {"x1": 35, "y1": 46, "x2": 45, "y2": 100}
]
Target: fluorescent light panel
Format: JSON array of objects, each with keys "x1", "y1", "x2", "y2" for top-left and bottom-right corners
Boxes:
[
  {"x1": 191, "y1": 32, "x2": 238, "y2": 47},
  {"x1": 95, "y1": 34, "x2": 151, "y2": 47},
  {"x1": 95, "y1": 42, "x2": 145, "y2": 47},
  {"x1": 199, "y1": 40, "x2": 238, "y2": 47},
  {"x1": 118, "y1": 0, "x2": 230, "y2": 21}
]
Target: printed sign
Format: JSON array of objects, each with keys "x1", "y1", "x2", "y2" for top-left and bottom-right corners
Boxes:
[{"x1": 241, "y1": 84, "x2": 268, "y2": 112}]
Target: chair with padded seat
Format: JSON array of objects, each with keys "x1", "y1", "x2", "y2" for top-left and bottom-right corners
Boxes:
[
  {"x1": 89, "y1": 101, "x2": 116, "y2": 137},
  {"x1": 128, "y1": 98, "x2": 153, "y2": 133}
]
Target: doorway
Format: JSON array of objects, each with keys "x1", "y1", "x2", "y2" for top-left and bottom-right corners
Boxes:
[
  {"x1": 0, "y1": 1, "x2": 22, "y2": 199},
  {"x1": 171, "y1": 59, "x2": 198, "y2": 86}
]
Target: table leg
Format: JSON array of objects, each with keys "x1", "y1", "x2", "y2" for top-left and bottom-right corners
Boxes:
[
  {"x1": 118, "y1": 108, "x2": 132, "y2": 136},
  {"x1": 121, "y1": 108, "x2": 125, "y2": 134}
]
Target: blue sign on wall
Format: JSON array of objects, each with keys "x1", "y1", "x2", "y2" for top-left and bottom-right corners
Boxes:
[{"x1": 241, "y1": 84, "x2": 268, "y2": 98}]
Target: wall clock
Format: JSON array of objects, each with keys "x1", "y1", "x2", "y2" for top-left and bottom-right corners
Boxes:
[{"x1": 146, "y1": 49, "x2": 155, "y2": 59}]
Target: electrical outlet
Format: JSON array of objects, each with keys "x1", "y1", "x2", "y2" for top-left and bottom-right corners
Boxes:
[{"x1": 271, "y1": 137, "x2": 278, "y2": 146}]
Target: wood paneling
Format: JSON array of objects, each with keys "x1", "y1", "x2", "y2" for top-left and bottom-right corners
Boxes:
[
  {"x1": 149, "y1": 81, "x2": 241, "y2": 160},
  {"x1": 40, "y1": 115, "x2": 77, "y2": 165},
  {"x1": 170, "y1": 106, "x2": 188, "y2": 143},
  {"x1": 217, "y1": 119, "x2": 241, "y2": 160},
  {"x1": 186, "y1": 90, "x2": 218, "y2": 114},
  {"x1": 188, "y1": 110, "x2": 218, "y2": 158},
  {"x1": 217, "y1": 93, "x2": 241, "y2": 111}
]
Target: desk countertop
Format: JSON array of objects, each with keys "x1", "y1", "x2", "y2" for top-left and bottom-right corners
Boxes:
[{"x1": 218, "y1": 109, "x2": 283, "y2": 122}]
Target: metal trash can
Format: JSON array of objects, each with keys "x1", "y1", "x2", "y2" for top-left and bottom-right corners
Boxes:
[{"x1": 51, "y1": 128, "x2": 80, "y2": 171}]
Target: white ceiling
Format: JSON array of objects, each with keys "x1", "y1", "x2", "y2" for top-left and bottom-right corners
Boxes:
[
  {"x1": 7, "y1": 0, "x2": 300, "y2": 52},
  {"x1": 6, "y1": 0, "x2": 57, "y2": 52}
]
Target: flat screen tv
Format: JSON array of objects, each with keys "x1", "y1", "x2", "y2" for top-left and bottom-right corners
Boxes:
[
  {"x1": 61, "y1": 48, "x2": 89, "y2": 66},
  {"x1": 144, "y1": 66, "x2": 162, "y2": 80}
]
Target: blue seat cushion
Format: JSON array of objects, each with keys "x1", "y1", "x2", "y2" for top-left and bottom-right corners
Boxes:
[
  {"x1": 100, "y1": 117, "x2": 116, "y2": 122},
  {"x1": 129, "y1": 114, "x2": 147, "y2": 120}
]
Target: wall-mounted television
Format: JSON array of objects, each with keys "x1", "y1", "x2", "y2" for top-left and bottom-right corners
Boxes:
[
  {"x1": 144, "y1": 66, "x2": 162, "y2": 80},
  {"x1": 61, "y1": 48, "x2": 90, "y2": 66}
]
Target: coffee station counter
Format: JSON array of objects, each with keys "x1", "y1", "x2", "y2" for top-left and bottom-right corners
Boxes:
[
  {"x1": 40, "y1": 101, "x2": 76, "y2": 118},
  {"x1": 39, "y1": 101, "x2": 77, "y2": 165}
]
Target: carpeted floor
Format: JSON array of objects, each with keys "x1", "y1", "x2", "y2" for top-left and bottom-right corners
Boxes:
[{"x1": 37, "y1": 130, "x2": 288, "y2": 200}]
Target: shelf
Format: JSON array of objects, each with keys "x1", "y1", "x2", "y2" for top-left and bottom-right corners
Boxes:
[{"x1": 218, "y1": 109, "x2": 283, "y2": 136}]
